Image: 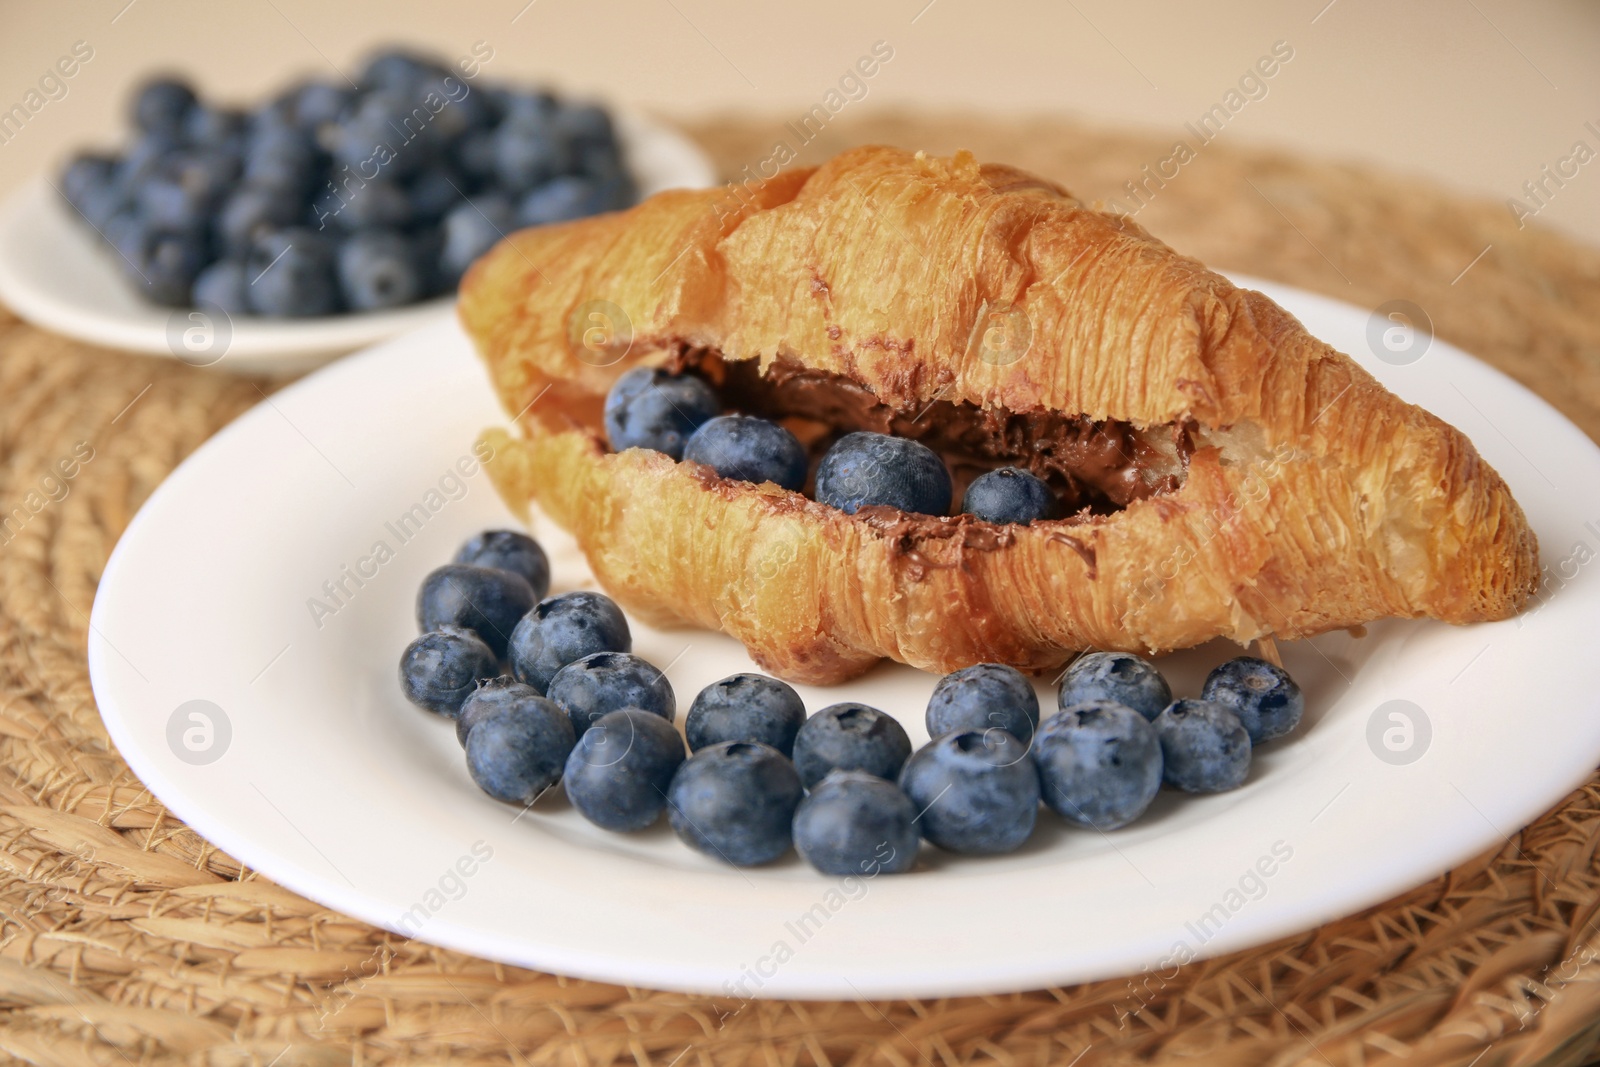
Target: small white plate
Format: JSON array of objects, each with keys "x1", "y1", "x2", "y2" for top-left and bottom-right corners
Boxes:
[
  {"x1": 88, "y1": 275, "x2": 1600, "y2": 999},
  {"x1": 0, "y1": 110, "x2": 717, "y2": 376}
]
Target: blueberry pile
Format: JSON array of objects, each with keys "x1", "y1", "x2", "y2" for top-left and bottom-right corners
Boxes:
[
  {"x1": 58, "y1": 48, "x2": 634, "y2": 315},
  {"x1": 602, "y1": 366, "x2": 1060, "y2": 524},
  {"x1": 402, "y1": 528, "x2": 1307, "y2": 873}
]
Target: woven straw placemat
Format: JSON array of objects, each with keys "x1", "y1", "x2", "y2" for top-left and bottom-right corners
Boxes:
[{"x1": 2, "y1": 113, "x2": 1600, "y2": 1066}]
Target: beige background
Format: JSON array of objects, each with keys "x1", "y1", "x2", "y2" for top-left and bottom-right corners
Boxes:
[{"x1": 0, "y1": 0, "x2": 1596, "y2": 246}]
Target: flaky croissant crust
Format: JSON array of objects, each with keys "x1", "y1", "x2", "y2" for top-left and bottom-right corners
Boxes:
[{"x1": 459, "y1": 145, "x2": 1538, "y2": 684}]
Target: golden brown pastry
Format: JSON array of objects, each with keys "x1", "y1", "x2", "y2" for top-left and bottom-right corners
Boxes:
[{"x1": 459, "y1": 145, "x2": 1539, "y2": 685}]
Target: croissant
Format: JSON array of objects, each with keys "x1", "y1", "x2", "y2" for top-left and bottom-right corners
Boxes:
[{"x1": 458, "y1": 145, "x2": 1538, "y2": 685}]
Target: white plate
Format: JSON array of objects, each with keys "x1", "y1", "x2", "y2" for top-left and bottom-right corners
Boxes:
[
  {"x1": 88, "y1": 275, "x2": 1600, "y2": 999},
  {"x1": 0, "y1": 110, "x2": 717, "y2": 376}
]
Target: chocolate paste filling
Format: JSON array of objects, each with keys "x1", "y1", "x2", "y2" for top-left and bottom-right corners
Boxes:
[{"x1": 665, "y1": 349, "x2": 1194, "y2": 518}]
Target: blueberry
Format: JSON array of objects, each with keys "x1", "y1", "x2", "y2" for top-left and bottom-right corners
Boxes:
[
  {"x1": 926, "y1": 663, "x2": 1040, "y2": 744},
  {"x1": 507, "y1": 590, "x2": 631, "y2": 693},
  {"x1": 246, "y1": 229, "x2": 341, "y2": 317},
  {"x1": 358, "y1": 48, "x2": 445, "y2": 93},
  {"x1": 547, "y1": 651, "x2": 675, "y2": 735},
  {"x1": 243, "y1": 125, "x2": 320, "y2": 194},
  {"x1": 337, "y1": 230, "x2": 423, "y2": 310},
  {"x1": 405, "y1": 165, "x2": 466, "y2": 226},
  {"x1": 124, "y1": 228, "x2": 209, "y2": 307},
  {"x1": 685, "y1": 673, "x2": 807, "y2": 756},
  {"x1": 792, "y1": 771, "x2": 919, "y2": 876},
  {"x1": 76, "y1": 182, "x2": 134, "y2": 232},
  {"x1": 898, "y1": 730, "x2": 1039, "y2": 854},
  {"x1": 465, "y1": 694, "x2": 576, "y2": 804},
  {"x1": 1202, "y1": 656, "x2": 1304, "y2": 743},
  {"x1": 491, "y1": 88, "x2": 558, "y2": 124},
  {"x1": 554, "y1": 102, "x2": 617, "y2": 147},
  {"x1": 683, "y1": 415, "x2": 808, "y2": 491},
  {"x1": 1058, "y1": 651, "x2": 1172, "y2": 722},
  {"x1": 493, "y1": 114, "x2": 572, "y2": 192},
  {"x1": 132, "y1": 77, "x2": 196, "y2": 136},
  {"x1": 312, "y1": 180, "x2": 414, "y2": 233},
  {"x1": 515, "y1": 176, "x2": 610, "y2": 227},
  {"x1": 399, "y1": 627, "x2": 498, "y2": 716},
  {"x1": 182, "y1": 104, "x2": 248, "y2": 148},
  {"x1": 191, "y1": 259, "x2": 250, "y2": 315},
  {"x1": 456, "y1": 675, "x2": 535, "y2": 745},
  {"x1": 791, "y1": 703, "x2": 912, "y2": 790},
  {"x1": 119, "y1": 130, "x2": 183, "y2": 189},
  {"x1": 439, "y1": 195, "x2": 513, "y2": 285},
  {"x1": 288, "y1": 81, "x2": 351, "y2": 130},
  {"x1": 457, "y1": 129, "x2": 499, "y2": 183},
  {"x1": 136, "y1": 151, "x2": 237, "y2": 230},
  {"x1": 602, "y1": 367, "x2": 721, "y2": 460},
  {"x1": 217, "y1": 185, "x2": 300, "y2": 258},
  {"x1": 667, "y1": 742, "x2": 803, "y2": 866},
  {"x1": 1153, "y1": 699, "x2": 1252, "y2": 793},
  {"x1": 815, "y1": 431, "x2": 951, "y2": 516},
  {"x1": 416, "y1": 563, "x2": 537, "y2": 658},
  {"x1": 453, "y1": 529, "x2": 550, "y2": 597},
  {"x1": 563, "y1": 708, "x2": 685, "y2": 831},
  {"x1": 962, "y1": 467, "x2": 1056, "y2": 525},
  {"x1": 60, "y1": 153, "x2": 120, "y2": 212},
  {"x1": 414, "y1": 75, "x2": 493, "y2": 139},
  {"x1": 1033, "y1": 702, "x2": 1163, "y2": 830},
  {"x1": 332, "y1": 91, "x2": 433, "y2": 176}
]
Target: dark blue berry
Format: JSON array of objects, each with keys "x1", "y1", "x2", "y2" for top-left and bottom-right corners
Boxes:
[
  {"x1": 515, "y1": 176, "x2": 611, "y2": 226},
  {"x1": 1033, "y1": 702, "x2": 1162, "y2": 830},
  {"x1": 667, "y1": 742, "x2": 803, "y2": 866},
  {"x1": 439, "y1": 195, "x2": 513, "y2": 285},
  {"x1": 464, "y1": 693, "x2": 576, "y2": 804},
  {"x1": 453, "y1": 529, "x2": 550, "y2": 597},
  {"x1": 132, "y1": 77, "x2": 196, "y2": 136},
  {"x1": 1153, "y1": 699, "x2": 1252, "y2": 793},
  {"x1": 191, "y1": 259, "x2": 250, "y2": 315},
  {"x1": 685, "y1": 673, "x2": 806, "y2": 755},
  {"x1": 492, "y1": 114, "x2": 572, "y2": 191},
  {"x1": 337, "y1": 230, "x2": 423, "y2": 310},
  {"x1": 331, "y1": 91, "x2": 433, "y2": 176},
  {"x1": 925, "y1": 663, "x2": 1040, "y2": 744},
  {"x1": 815, "y1": 431, "x2": 951, "y2": 516},
  {"x1": 546, "y1": 651, "x2": 675, "y2": 735},
  {"x1": 312, "y1": 180, "x2": 413, "y2": 232},
  {"x1": 125, "y1": 228, "x2": 209, "y2": 307},
  {"x1": 399, "y1": 627, "x2": 498, "y2": 716},
  {"x1": 1058, "y1": 651, "x2": 1172, "y2": 721},
  {"x1": 288, "y1": 81, "x2": 351, "y2": 130},
  {"x1": 683, "y1": 415, "x2": 808, "y2": 491},
  {"x1": 182, "y1": 104, "x2": 248, "y2": 147},
  {"x1": 243, "y1": 125, "x2": 320, "y2": 195},
  {"x1": 791, "y1": 703, "x2": 912, "y2": 790},
  {"x1": 898, "y1": 730, "x2": 1039, "y2": 854},
  {"x1": 60, "y1": 153, "x2": 119, "y2": 212},
  {"x1": 1202, "y1": 657, "x2": 1304, "y2": 743},
  {"x1": 602, "y1": 367, "x2": 721, "y2": 460},
  {"x1": 217, "y1": 185, "x2": 300, "y2": 258},
  {"x1": 563, "y1": 708, "x2": 685, "y2": 831},
  {"x1": 507, "y1": 590, "x2": 631, "y2": 693},
  {"x1": 456, "y1": 675, "x2": 535, "y2": 745},
  {"x1": 246, "y1": 229, "x2": 341, "y2": 317},
  {"x1": 405, "y1": 165, "x2": 466, "y2": 225},
  {"x1": 416, "y1": 563, "x2": 536, "y2": 658},
  {"x1": 961, "y1": 467, "x2": 1056, "y2": 524},
  {"x1": 792, "y1": 770, "x2": 919, "y2": 875}
]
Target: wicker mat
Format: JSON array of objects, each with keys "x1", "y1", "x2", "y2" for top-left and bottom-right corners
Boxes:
[{"x1": 2, "y1": 113, "x2": 1600, "y2": 1067}]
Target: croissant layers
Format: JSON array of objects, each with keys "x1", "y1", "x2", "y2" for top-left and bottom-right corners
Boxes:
[{"x1": 459, "y1": 145, "x2": 1539, "y2": 685}]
